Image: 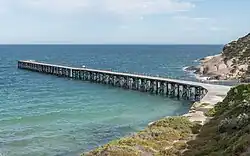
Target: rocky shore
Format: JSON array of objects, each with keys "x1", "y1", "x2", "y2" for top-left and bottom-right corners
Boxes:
[{"x1": 191, "y1": 33, "x2": 250, "y2": 81}]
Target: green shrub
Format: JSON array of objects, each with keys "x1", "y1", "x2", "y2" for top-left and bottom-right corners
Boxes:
[
  {"x1": 184, "y1": 84, "x2": 250, "y2": 156},
  {"x1": 205, "y1": 107, "x2": 216, "y2": 117},
  {"x1": 84, "y1": 117, "x2": 200, "y2": 156}
]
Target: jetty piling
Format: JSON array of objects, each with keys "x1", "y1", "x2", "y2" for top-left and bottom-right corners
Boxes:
[{"x1": 18, "y1": 60, "x2": 207, "y2": 101}]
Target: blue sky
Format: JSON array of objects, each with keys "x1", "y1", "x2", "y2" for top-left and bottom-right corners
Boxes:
[{"x1": 0, "y1": 0, "x2": 249, "y2": 44}]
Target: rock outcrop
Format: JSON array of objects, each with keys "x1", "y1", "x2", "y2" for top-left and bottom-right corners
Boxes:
[{"x1": 195, "y1": 33, "x2": 250, "y2": 81}]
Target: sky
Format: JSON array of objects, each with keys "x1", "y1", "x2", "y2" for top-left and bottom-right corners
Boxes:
[{"x1": 0, "y1": 0, "x2": 249, "y2": 44}]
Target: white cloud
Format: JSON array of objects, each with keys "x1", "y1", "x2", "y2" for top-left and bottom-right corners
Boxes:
[
  {"x1": 173, "y1": 15, "x2": 210, "y2": 22},
  {"x1": 103, "y1": 0, "x2": 195, "y2": 16},
  {"x1": 172, "y1": 15, "x2": 227, "y2": 33},
  {"x1": 19, "y1": 0, "x2": 90, "y2": 12},
  {"x1": 0, "y1": 0, "x2": 90, "y2": 14},
  {"x1": 0, "y1": 0, "x2": 10, "y2": 14},
  {"x1": 120, "y1": 25, "x2": 129, "y2": 29},
  {"x1": 0, "y1": 0, "x2": 195, "y2": 15},
  {"x1": 209, "y1": 26, "x2": 227, "y2": 32},
  {"x1": 172, "y1": 15, "x2": 213, "y2": 30}
]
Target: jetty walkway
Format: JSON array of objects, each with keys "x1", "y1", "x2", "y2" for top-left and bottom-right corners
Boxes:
[{"x1": 17, "y1": 60, "x2": 231, "y2": 102}]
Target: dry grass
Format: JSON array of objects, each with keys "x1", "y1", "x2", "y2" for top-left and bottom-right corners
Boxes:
[{"x1": 83, "y1": 117, "x2": 201, "y2": 156}]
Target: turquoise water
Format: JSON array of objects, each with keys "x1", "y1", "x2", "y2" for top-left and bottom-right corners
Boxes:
[{"x1": 0, "y1": 45, "x2": 222, "y2": 156}]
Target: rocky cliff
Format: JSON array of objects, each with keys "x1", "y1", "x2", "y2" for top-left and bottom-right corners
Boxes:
[{"x1": 195, "y1": 33, "x2": 250, "y2": 80}]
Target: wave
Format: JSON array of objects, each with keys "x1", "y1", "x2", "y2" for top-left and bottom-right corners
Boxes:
[
  {"x1": 195, "y1": 75, "x2": 210, "y2": 81},
  {"x1": 182, "y1": 66, "x2": 197, "y2": 73},
  {"x1": 182, "y1": 66, "x2": 189, "y2": 72},
  {"x1": 193, "y1": 59, "x2": 199, "y2": 63},
  {"x1": 182, "y1": 65, "x2": 211, "y2": 81}
]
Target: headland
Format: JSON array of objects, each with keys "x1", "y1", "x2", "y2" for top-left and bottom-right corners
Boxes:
[{"x1": 187, "y1": 33, "x2": 250, "y2": 82}]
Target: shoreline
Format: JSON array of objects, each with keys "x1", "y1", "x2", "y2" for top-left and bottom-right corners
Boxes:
[
  {"x1": 84, "y1": 82, "x2": 231, "y2": 155},
  {"x1": 182, "y1": 54, "x2": 222, "y2": 81},
  {"x1": 182, "y1": 83, "x2": 230, "y2": 125},
  {"x1": 183, "y1": 62, "x2": 240, "y2": 86},
  {"x1": 83, "y1": 58, "x2": 232, "y2": 155}
]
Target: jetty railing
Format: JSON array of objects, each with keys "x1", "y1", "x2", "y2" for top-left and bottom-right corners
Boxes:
[{"x1": 18, "y1": 60, "x2": 207, "y2": 101}]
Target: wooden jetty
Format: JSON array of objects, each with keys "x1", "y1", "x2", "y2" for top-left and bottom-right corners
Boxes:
[{"x1": 18, "y1": 60, "x2": 208, "y2": 101}]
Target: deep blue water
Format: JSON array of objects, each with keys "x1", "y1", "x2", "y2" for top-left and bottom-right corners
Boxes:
[{"x1": 0, "y1": 45, "x2": 222, "y2": 156}]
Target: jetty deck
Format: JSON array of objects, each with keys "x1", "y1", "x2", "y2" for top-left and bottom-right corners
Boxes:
[{"x1": 17, "y1": 60, "x2": 231, "y2": 102}]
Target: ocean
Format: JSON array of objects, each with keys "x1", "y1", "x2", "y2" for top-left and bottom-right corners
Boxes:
[{"x1": 0, "y1": 45, "x2": 222, "y2": 156}]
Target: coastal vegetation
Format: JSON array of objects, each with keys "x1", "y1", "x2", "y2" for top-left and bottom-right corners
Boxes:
[
  {"x1": 184, "y1": 84, "x2": 250, "y2": 156},
  {"x1": 83, "y1": 117, "x2": 201, "y2": 156},
  {"x1": 83, "y1": 84, "x2": 250, "y2": 156}
]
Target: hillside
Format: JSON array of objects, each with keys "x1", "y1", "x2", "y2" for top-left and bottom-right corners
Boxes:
[
  {"x1": 195, "y1": 33, "x2": 250, "y2": 81},
  {"x1": 83, "y1": 85, "x2": 250, "y2": 156},
  {"x1": 183, "y1": 84, "x2": 250, "y2": 156}
]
